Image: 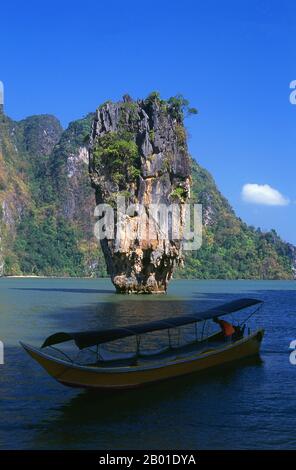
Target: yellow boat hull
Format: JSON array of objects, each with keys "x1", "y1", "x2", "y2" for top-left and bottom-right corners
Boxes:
[{"x1": 20, "y1": 329, "x2": 264, "y2": 390}]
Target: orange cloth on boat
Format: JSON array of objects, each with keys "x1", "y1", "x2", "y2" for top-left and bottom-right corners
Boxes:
[{"x1": 216, "y1": 319, "x2": 235, "y2": 337}]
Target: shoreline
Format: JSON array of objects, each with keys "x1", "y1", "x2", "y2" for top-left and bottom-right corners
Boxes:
[
  {"x1": 2, "y1": 275, "x2": 102, "y2": 279},
  {"x1": 1, "y1": 276, "x2": 295, "y2": 281}
]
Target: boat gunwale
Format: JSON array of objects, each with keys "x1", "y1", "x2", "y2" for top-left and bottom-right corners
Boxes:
[{"x1": 20, "y1": 329, "x2": 264, "y2": 375}]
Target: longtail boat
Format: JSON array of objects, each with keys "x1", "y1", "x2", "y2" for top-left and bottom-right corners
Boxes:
[{"x1": 20, "y1": 298, "x2": 264, "y2": 390}]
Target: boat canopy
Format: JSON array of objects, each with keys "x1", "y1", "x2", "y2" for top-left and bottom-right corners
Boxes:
[{"x1": 41, "y1": 298, "x2": 263, "y2": 350}]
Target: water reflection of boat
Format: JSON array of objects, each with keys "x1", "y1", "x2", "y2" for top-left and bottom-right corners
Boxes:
[{"x1": 20, "y1": 298, "x2": 264, "y2": 390}]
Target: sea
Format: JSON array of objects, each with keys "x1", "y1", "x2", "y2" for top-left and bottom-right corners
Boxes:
[{"x1": 0, "y1": 277, "x2": 295, "y2": 449}]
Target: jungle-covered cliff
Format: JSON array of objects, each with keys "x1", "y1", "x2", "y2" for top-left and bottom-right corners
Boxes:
[
  {"x1": 89, "y1": 94, "x2": 192, "y2": 293},
  {"x1": 0, "y1": 95, "x2": 295, "y2": 280}
]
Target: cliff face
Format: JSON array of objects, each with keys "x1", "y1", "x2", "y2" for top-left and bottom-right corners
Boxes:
[
  {"x1": 48, "y1": 114, "x2": 95, "y2": 222},
  {"x1": 0, "y1": 110, "x2": 105, "y2": 277},
  {"x1": 0, "y1": 112, "x2": 64, "y2": 275},
  {"x1": 89, "y1": 95, "x2": 191, "y2": 293},
  {"x1": 46, "y1": 113, "x2": 104, "y2": 276},
  {"x1": 17, "y1": 115, "x2": 63, "y2": 157}
]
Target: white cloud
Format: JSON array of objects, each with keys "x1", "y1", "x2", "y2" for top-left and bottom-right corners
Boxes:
[{"x1": 242, "y1": 183, "x2": 290, "y2": 206}]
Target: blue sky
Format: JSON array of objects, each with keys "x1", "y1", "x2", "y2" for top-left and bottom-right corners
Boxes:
[{"x1": 1, "y1": 0, "x2": 296, "y2": 243}]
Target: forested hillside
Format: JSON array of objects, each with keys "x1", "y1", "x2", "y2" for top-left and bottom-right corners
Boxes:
[{"x1": 0, "y1": 103, "x2": 295, "y2": 279}]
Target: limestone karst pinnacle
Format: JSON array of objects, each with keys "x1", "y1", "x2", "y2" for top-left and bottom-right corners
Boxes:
[{"x1": 89, "y1": 94, "x2": 191, "y2": 293}]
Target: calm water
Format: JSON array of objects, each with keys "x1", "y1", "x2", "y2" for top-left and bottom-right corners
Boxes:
[{"x1": 0, "y1": 278, "x2": 296, "y2": 450}]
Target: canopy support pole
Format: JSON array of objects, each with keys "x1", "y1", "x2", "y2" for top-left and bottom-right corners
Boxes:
[
  {"x1": 136, "y1": 336, "x2": 141, "y2": 359},
  {"x1": 48, "y1": 346, "x2": 74, "y2": 363},
  {"x1": 239, "y1": 304, "x2": 263, "y2": 327},
  {"x1": 201, "y1": 320, "x2": 206, "y2": 341},
  {"x1": 168, "y1": 329, "x2": 172, "y2": 349},
  {"x1": 96, "y1": 344, "x2": 102, "y2": 361}
]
